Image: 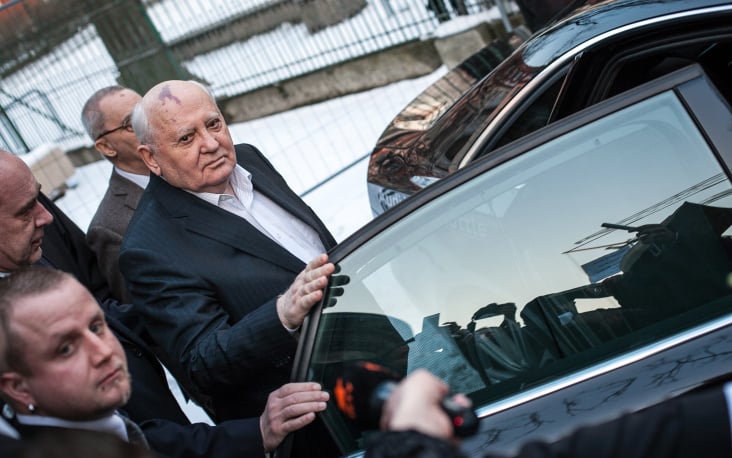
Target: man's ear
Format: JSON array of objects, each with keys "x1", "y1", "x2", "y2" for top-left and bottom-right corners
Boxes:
[
  {"x1": 0, "y1": 372, "x2": 34, "y2": 410},
  {"x1": 138, "y1": 145, "x2": 161, "y2": 176},
  {"x1": 94, "y1": 138, "x2": 118, "y2": 160}
]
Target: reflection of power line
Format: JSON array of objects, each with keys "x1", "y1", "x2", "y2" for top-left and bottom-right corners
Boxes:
[
  {"x1": 700, "y1": 188, "x2": 732, "y2": 206},
  {"x1": 569, "y1": 173, "x2": 728, "y2": 251}
]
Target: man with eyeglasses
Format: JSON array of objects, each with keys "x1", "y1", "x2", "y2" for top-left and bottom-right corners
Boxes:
[{"x1": 82, "y1": 86, "x2": 149, "y2": 303}]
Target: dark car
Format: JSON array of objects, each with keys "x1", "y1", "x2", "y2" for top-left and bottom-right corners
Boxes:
[
  {"x1": 280, "y1": 2, "x2": 732, "y2": 457},
  {"x1": 367, "y1": 0, "x2": 732, "y2": 217}
]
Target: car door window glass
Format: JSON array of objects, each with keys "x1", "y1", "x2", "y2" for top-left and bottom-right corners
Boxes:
[
  {"x1": 606, "y1": 37, "x2": 732, "y2": 106},
  {"x1": 490, "y1": 36, "x2": 732, "y2": 160},
  {"x1": 310, "y1": 89, "x2": 732, "y2": 451}
]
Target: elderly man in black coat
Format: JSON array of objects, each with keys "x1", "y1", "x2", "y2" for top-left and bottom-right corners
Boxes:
[{"x1": 120, "y1": 80, "x2": 337, "y2": 421}]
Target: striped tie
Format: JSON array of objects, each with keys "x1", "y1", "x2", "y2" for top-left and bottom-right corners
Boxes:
[{"x1": 117, "y1": 413, "x2": 149, "y2": 449}]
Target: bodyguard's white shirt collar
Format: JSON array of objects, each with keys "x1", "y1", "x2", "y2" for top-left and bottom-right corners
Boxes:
[
  {"x1": 114, "y1": 167, "x2": 150, "y2": 190},
  {"x1": 16, "y1": 411, "x2": 128, "y2": 442}
]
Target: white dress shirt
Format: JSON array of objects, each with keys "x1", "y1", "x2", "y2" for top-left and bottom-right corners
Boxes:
[
  {"x1": 16, "y1": 412, "x2": 129, "y2": 442},
  {"x1": 188, "y1": 165, "x2": 325, "y2": 262},
  {"x1": 115, "y1": 167, "x2": 150, "y2": 190}
]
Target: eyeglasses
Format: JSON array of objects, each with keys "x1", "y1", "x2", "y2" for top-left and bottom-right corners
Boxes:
[{"x1": 95, "y1": 117, "x2": 133, "y2": 140}]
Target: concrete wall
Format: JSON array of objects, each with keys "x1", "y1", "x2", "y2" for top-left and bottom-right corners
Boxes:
[{"x1": 219, "y1": 17, "x2": 513, "y2": 124}]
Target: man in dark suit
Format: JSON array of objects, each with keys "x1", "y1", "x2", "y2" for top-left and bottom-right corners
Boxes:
[
  {"x1": 0, "y1": 267, "x2": 329, "y2": 457},
  {"x1": 0, "y1": 146, "x2": 188, "y2": 424},
  {"x1": 367, "y1": 370, "x2": 732, "y2": 458},
  {"x1": 81, "y1": 86, "x2": 149, "y2": 304},
  {"x1": 0, "y1": 149, "x2": 330, "y2": 456},
  {"x1": 120, "y1": 80, "x2": 338, "y2": 420},
  {"x1": 38, "y1": 191, "x2": 191, "y2": 425}
]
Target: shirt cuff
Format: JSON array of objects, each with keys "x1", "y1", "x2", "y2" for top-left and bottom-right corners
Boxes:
[{"x1": 282, "y1": 322, "x2": 300, "y2": 335}]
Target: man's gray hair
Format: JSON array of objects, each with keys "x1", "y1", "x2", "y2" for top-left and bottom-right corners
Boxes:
[{"x1": 130, "y1": 102, "x2": 151, "y2": 146}]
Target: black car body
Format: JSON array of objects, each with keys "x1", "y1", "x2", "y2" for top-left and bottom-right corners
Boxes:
[
  {"x1": 367, "y1": 0, "x2": 732, "y2": 216},
  {"x1": 281, "y1": 1, "x2": 732, "y2": 457}
]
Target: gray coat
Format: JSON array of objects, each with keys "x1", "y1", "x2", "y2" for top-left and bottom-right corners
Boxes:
[{"x1": 87, "y1": 168, "x2": 144, "y2": 303}]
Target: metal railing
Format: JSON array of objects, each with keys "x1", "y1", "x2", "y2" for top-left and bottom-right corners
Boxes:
[{"x1": 0, "y1": 0, "x2": 511, "y2": 154}]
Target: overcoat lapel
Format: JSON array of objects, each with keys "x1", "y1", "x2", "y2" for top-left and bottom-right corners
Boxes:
[
  {"x1": 109, "y1": 171, "x2": 144, "y2": 211},
  {"x1": 150, "y1": 175, "x2": 304, "y2": 274},
  {"x1": 237, "y1": 146, "x2": 335, "y2": 248},
  {"x1": 146, "y1": 143, "x2": 335, "y2": 274}
]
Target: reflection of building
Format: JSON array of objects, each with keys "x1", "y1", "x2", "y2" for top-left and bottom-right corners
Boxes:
[
  {"x1": 569, "y1": 173, "x2": 731, "y2": 251},
  {"x1": 408, "y1": 314, "x2": 486, "y2": 393},
  {"x1": 605, "y1": 202, "x2": 732, "y2": 325},
  {"x1": 516, "y1": 202, "x2": 732, "y2": 361},
  {"x1": 566, "y1": 174, "x2": 732, "y2": 283}
]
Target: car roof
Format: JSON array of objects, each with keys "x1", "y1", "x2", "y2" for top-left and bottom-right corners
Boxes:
[
  {"x1": 368, "y1": 0, "x2": 732, "y2": 197},
  {"x1": 520, "y1": 0, "x2": 731, "y2": 68}
]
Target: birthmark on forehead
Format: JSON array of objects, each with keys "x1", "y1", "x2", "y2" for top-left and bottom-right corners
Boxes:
[{"x1": 158, "y1": 85, "x2": 181, "y2": 105}]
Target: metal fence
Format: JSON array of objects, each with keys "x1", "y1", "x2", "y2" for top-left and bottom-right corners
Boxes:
[
  {"x1": 0, "y1": 0, "x2": 519, "y2": 233},
  {"x1": 0, "y1": 0, "x2": 509, "y2": 154}
]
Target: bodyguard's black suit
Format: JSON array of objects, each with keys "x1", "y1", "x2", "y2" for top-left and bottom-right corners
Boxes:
[
  {"x1": 9, "y1": 416, "x2": 265, "y2": 458},
  {"x1": 39, "y1": 192, "x2": 189, "y2": 425},
  {"x1": 120, "y1": 143, "x2": 337, "y2": 420},
  {"x1": 0, "y1": 434, "x2": 26, "y2": 456},
  {"x1": 35, "y1": 193, "x2": 267, "y2": 457},
  {"x1": 2, "y1": 425, "x2": 142, "y2": 456}
]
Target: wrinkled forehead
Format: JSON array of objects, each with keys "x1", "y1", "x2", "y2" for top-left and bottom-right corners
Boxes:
[
  {"x1": 145, "y1": 82, "x2": 217, "y2": 121},
  {"x1": 101, "y1": 89, "x2": 140, "y2": 115},
  {"x1": 10, "y1": 277, "x2": 99, "y2": 338}
]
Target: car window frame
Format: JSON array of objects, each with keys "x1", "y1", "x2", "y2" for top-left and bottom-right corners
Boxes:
[
  {"x1": 457, "y1": 5, "x2": 732, "y2": 172},
  {"x1": 288, "y1": 63, "x2": 732, "y2": 457}
]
